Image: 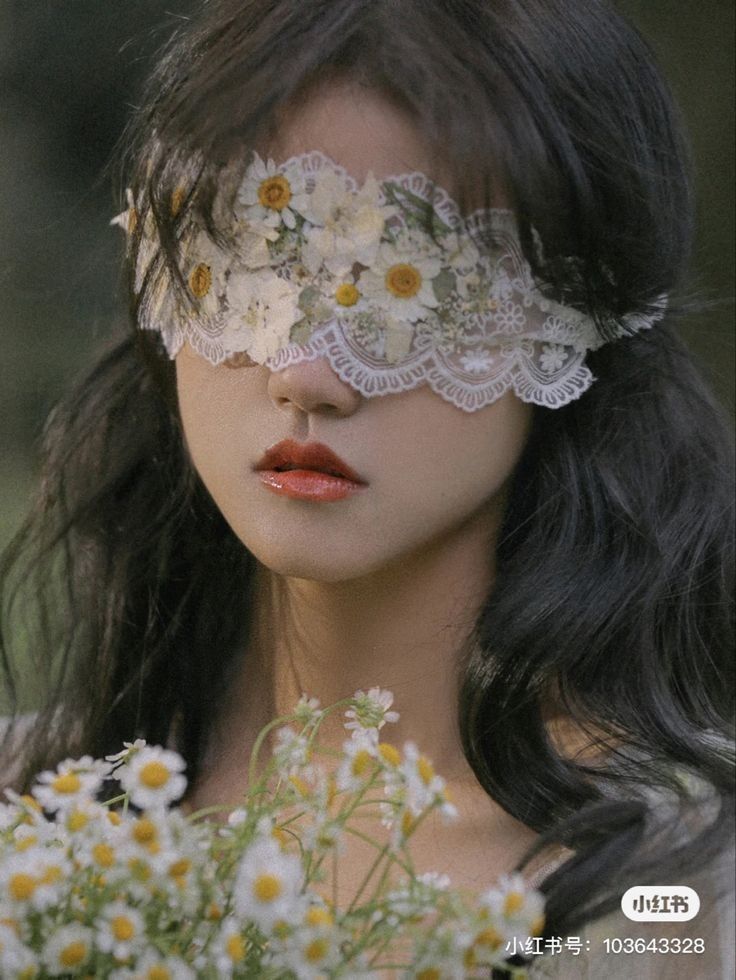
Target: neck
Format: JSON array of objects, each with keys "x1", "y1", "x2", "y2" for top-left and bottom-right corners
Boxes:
[{"x1": 214, "y1": 493, "x2": 506, "y2": 791}]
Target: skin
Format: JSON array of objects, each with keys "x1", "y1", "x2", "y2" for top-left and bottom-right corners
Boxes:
[{"x1": 176, "y1": 81, "x2": 551, "y2": 900}]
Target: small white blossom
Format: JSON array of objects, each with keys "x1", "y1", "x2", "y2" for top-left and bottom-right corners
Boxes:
[
  {"x1": 117, "y1": 746, "x2": 187, "y2": 810},
  {"x1": 237, "y1": 153, "x2": 310, "y2": 232},
  {"x1": 42, "y1": 924, "x2": 94, "y2": 976},
  {"x1": 96, "y1": 901, "x2": 146, "y2": 961},
  {"x1": 222, "y1": 271, "x2": 301, "y2": 363},
  {"x1": 344, "y1": 687, "x2": 400, "y2": 741},
  {"x1": 232, "y1": 834, "x2": 306, "y2": 933},
  {"x1": 32, "y1": 756, "x2": 111, "y2": 813},
  {"x1": 293, "y1": 694, "x2": 323, "y2": 726}
]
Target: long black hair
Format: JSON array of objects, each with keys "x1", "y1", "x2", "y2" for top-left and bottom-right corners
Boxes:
[{"x1": 2, "y1": 0, "x2": 733, "y2": 950}]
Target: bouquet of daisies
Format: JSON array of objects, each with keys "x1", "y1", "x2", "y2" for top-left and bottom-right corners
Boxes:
[{"x1": 0, "y1": 689, "x2": 544, "y2": 978}]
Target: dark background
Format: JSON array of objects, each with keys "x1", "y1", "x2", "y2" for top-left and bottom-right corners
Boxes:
[{"x1": 1, "y1": 1, "x2": 734, "y2": 546}]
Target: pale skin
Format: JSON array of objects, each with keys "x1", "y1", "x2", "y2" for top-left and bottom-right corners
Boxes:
[{"x1": 176, "y1": 81, "x2": 570, "y2": 907}]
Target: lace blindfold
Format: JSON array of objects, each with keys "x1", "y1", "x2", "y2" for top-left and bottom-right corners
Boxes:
[{"x1": 114, "y1": 152, "x2": 666, "y2": 411}]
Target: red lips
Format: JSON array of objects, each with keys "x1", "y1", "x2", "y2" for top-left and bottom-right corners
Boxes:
[{"x1": 254, "y1": 440, "x2": 367, "y2": 502}]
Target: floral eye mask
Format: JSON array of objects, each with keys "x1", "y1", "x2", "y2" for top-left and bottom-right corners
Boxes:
[{"x1": 114, "y1": 151, "x2": 666, "y2": 411}]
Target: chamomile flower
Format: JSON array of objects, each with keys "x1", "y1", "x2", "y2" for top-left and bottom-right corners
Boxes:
[
  {"x1": 237, "y1": 153, "x2": 310, "y2": 232},
  {"x1": 359, "y1": 233, "x2": 443, "y2": 322},
  {"x1": 232, "y1": 834, "x2": 306, "y2": 933},
  {"x1": 344, "y1": 687, "x2": 400, "y2": 740},
  {"x1": 121, "y1": 949, "x2": 196, "y2": 979},
  {"x1": 32, "y1": 756, "x2": 111, "y2": 813},
  {"x1": 42, "y1": 924, "x2": 94, "y2": 976},
  {"x1": 272, "y1": 727, "x2": 311, "y2": 774},
  {"x1": 96, "y1": 901, "x2": 146, "y2": 962},
  {"x1": 479, "y1": 872, "x2": 546, "y2": 941},
  {"x1": 117, "y1": 746, "x2": 187, "y2": 810},
  {"x1": 334, "y1": 731, "x2": 380, "y2": 793},
  {"x1": 208, "y1": 917, "x2": 250, "y2": 977},
  {"x1": 0, "y1": 923, "x2": 39, "y2": 979},
  {"x1": 293, "y1": 694, "x2": 323, "y2": 727}
]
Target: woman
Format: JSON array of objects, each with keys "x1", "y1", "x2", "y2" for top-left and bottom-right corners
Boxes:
[{"x1": 2, "y1": 0, "x2": 733, "y2": 976}]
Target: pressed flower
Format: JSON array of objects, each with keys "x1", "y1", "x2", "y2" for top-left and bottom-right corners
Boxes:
[{"x1": 237, "y1": 153, "x2": 310, "y2": 232}]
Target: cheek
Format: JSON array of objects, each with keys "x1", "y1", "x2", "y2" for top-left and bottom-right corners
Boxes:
[{"x1": 363, "y1": 391, "x2": 534, "y2": 544}]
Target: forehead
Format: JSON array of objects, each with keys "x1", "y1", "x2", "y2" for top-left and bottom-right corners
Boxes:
[{"x1": 265, "y1": 80, "x2": 450, "y2": 186}]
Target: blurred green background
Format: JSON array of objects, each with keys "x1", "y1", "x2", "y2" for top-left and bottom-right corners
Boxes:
[{"x1": 1, "y1": 1, "x2": 734, "y2": 549}]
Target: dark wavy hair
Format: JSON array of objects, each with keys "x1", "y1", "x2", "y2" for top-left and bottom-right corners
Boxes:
[{"x1": 2, "y1": 0, "x2": 733, "y2": 959}]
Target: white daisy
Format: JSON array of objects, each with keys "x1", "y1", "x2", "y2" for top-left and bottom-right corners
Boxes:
[
  {"x1": 358, "y1": 233, "x2": 443, "y2": 322},
  {"x1": 124, "y1": 949, "x2": 196, "y2": 979},
  {"x1": 32, "y1": 756, "x2": 111, "y2": 813},
  {"x1": 0, "y1": 923, "x2": 39, "y2": 979},
  {"x1": 96, "y1": 901, "x2": 146, "y2": 962},
  {"x1": 293, "y1": 694, "x2": 323, "y2": 727},
  {"x1": 334, "y1": 731, "x2": 380, "y2": 793},
  {"x1": 479, "y1": 872, "x2": 546, "y2": 941},
  {"x1": 344, "y1": 687, "x2": 400, "y2": 738},
  {"x1": 272, "y1": 727, "x2": 311, "y2": 774},
  {"x1": 117, "y1": 746, "x2": 187, "y2": 810},
  {"x1": 237, "y1": 153, "x2": 310, "y2": 232},
  {"x1": 232, "y1": 834, "x2": 306, "y2": 934},
  {"x1": 208, "y1": 917, "x2": 250, "y2": 977},
  {"x1": 42, "y1": 924, "x2": 94, "y2": 976}
]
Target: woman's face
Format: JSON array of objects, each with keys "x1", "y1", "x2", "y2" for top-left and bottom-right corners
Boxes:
[{"x1": 176, "y1": 83, "x2": 534, "y2": 582}]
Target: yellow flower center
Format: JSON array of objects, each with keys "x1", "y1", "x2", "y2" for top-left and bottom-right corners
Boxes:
[
  {"x1": 139, "y1": 761, "x2": 171, "y2": 789},
  {"x1": 351, "y1": 749, "x2": 374, "y2": 778},
  {"x1": 253, "y1": 873, "x2": 283, "y2": 902},
  {"x1": 305, "y1": 906, "x2": 334, "y2": 928},
  {"x1": 417, "y1": 969, "x2": 441, "y2": 980},
  {"x1": 531, "y1": 913, "x2": 546, "y2": 936},
  {"x1": 19, "y1": 968, "x2": 37, "y2": 980},
  {"x1": 305, "y1": 938, "x2": 330, "y2": 963},
  {"x1": 476, "y1": 926, "x2": 504, "y2": 949},
  {"x1": 20, "y1": 795, "x2": 41, "y2": 812},
  {"x1": 288, "y1": 774, "x2": 311, "y2": 798},
  {"x1": 189, "y1": 263, "x2": 212, "y2": 299},
  {"x1": 147, "y1": 969, "x2": 171, "y2": 980},
  {"x1": 206, "y1": 902, "x2": 223, "y2": 920},
  {"x1": 385, "y1": 263, "x2": 422, "y2": 299},
  {"x1": 67, "y1": 810, "x2": 90, "y2": 832},
  {"x1": 401, "y1": 810, "x2": 414, "y2": 837},
  {"x1": 417, "y1": 755, "x2": 434, "y2": 785},
  {"x1": 52, "y1": 772, "x2": 81, "y2": 794},
  {"x1": 504, "y1": 891, "x2": 525, "y2": 916},
  {"x1": 258, "y1": 175, "x2": 292, "y2": 211},
  {"x1": 112, "y1": 916, "x2": 135, "y2": 941},
  {"x1": 9, "y1": 874, "x2": 36, "y2": 901},
  {"x1": 59, "y1": 941, "x2": 87, "y2": 968},
  {"x1": 226, "y1": 934, "x2": 246, "y2": 962},
  {"x1": 133, "y1": 817, "x2": 158, "y2": 845},
  {"x1": 40, "y1": 865, "x2": 63, "y2": 885},
  {"x1": 107, "y1": 810, "x2": 122, "y2": 826},
  {"x1": 14, "y1": 835, "x2": 37, "y2": 852},
  {"x1": 335, "y1": 283, "x2": 360, "y2": 306},
  {"x1": 378, "y1": 742, "x2": 401, "y2": 767},
  {"x1": 92, "y1": 843, "x2": 115, "y2": 868}
]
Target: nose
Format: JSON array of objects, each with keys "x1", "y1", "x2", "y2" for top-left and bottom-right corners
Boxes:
[{"x1": 267, "y1": 357, "x2": 362, "y2": 418}]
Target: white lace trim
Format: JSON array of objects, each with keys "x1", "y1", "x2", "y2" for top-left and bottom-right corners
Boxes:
[{"x1": 119, "y1": 151, "x2": 667, "y2": 412}]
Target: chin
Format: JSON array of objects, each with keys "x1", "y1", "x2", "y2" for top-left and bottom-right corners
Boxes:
[{"x1": 235, "y1": 529, "x2": 387, "y2": 584}]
